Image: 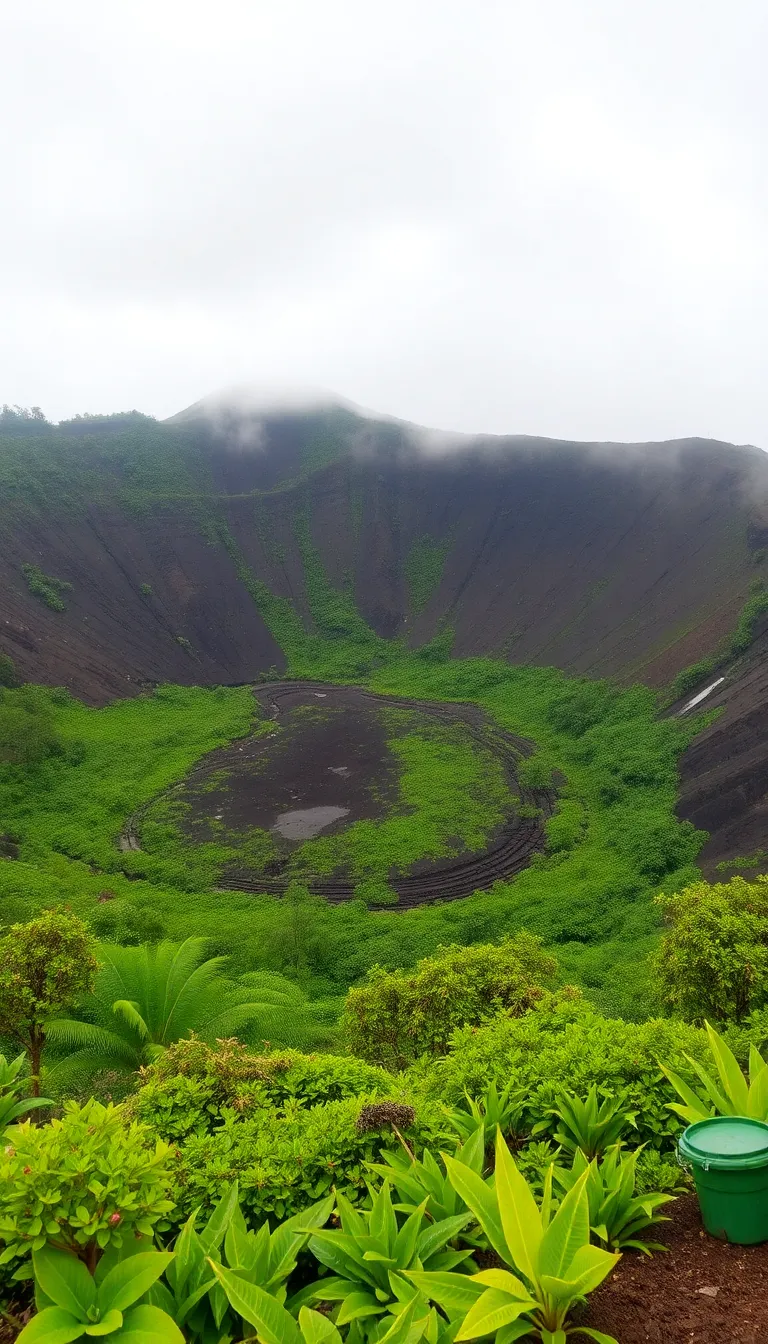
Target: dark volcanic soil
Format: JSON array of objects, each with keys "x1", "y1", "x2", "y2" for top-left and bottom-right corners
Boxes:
[
  {"x1": 140, "y1": 682, "x2": 555, "y2": 908},
  {"x1": 181, "y1": 685, "x2": 400, "y2": 838},
  {"x1": 677, "y1": 615, "x2": 768, "y2": 871},
  {"x1": 580, "y1": 1195, "x2": 768, "y2": 1344}
]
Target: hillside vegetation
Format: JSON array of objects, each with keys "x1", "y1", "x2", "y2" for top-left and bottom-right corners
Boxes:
[{"x1": 2, "y1": 402, "x2": 768, "y2": 1339}]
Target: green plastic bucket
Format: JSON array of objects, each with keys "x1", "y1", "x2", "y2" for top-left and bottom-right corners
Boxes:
[{"x1": 678, "y1": 1116, "x2": 768, "y2": 1244}]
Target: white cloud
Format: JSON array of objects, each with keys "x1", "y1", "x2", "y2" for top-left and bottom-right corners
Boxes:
[{"x1": 1, "y1": 0, "x2": 767, "y2": 445}]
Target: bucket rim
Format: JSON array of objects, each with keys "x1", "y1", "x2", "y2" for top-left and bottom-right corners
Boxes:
[{"x1": 679, "y1": 1115, "x2": 768, "y2": 1170}]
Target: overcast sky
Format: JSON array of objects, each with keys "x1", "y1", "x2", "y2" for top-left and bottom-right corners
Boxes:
[{"x1": 2, "y1": 1, "x2": 767, "y2": 444}]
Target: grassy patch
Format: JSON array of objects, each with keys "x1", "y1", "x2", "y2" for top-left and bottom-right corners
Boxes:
[{"x1": 404, "y1": 535, "x2": 450, "y2": 615}]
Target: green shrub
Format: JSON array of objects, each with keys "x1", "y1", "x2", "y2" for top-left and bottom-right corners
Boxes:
[
  {"x1": 341, "y1": 935, "x2": 560, "y2": 1069},
  {"x1": 20, "y1": 563, "x2": 72, "y2": 612},
  {"x1": 0, "y1": 1099, "x2": 176, "y2": 1270},
  {"x1": 654, "y1": 876, "x2": 768, "y2": 1021},
  {"x1": 415, "y1": 995, "x2": 707, "y2": 1152},
  {"x1": 19, "y1": 1244, "x2": 181, "y2": 1342},
  {"x1": 0, "y1": 686, "x2": 60, "y2": 765},
  {"x1": 130, "y1": 1037, "x2": 395, "y2": 1144},
  {"x1": 517, "y1": 752, "x2": 554, "y2": 789},
  {"x1": 171, "y1": 1091, "x2": 440, "y2": 1227},
  {"x1": 0, "y1": 655, "x2": 20, "y2": 689},
  {"x1": 0, "y1": 907, "x2": 98, "y2": 1097}
]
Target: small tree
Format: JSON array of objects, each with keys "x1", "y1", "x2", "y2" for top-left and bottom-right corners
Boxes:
[
  {"x1": 341, "y1": 934, "x2": 559, "y2": 1069},
  {"x1": 0, "y1": 909, "x2": 98, "y2": 1095},
  {"x1": 654, "y1": 877, "x2": 768, "y2": 1022}
]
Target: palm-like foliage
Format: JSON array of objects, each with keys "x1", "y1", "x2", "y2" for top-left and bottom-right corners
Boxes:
[{"x1": 43, "y1": 938, "x2": 270, "y2": 1092}]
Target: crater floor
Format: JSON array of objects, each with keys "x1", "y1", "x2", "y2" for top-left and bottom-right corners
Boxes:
[{"x1": 134, "y1": 682, "x2": 557, "y2": 908}]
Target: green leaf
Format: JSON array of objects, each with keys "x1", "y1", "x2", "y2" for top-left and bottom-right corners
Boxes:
[
  {"x1": 84, "y1": 1310, "x2": 123, "y2": 1335},
  {"x1": 116, "y1": 1304, "x2": 185, "y2": 1342},
  {"x1": 442, "y1": 1155, "x2": 508, "y2": 1264},
  {"x1": 175, "y1": 1277, "x2": 217, "y2": 1325},
  {"x1": 456, "y1": 1289, "x2": 531, "y2": 1340},
  {"x1": 705, "y1": 1023, "x2": 750, "y2": 1113},
  {"x1": 98, "y1": 1253, "x2": 175, "y2": 1315},
  {"x1": 470, "y1": 1269, "x2": 529, "y2": 1299},
  {"x1": 369, "y1": 1184, "x2": 398, "y2": 1255},
  {"x1": 298, "y1": 1307, "x2": 343, "y2": 1344},
  {"x1": 748, "y1": 1057, "x2": 768, "y2": 1121},
  {"x1": 659, "y1": 1065, "x2": 709, "y2": 1122},
  {"x1": 417, "y1": 1215, "x2": 470, "y2": 1265},
  {"x1": 563, "y1": 1244, "x2": 619, "y2": 1297},
  {"x1": 336, "y1": 1291, "x2": 384, "y2": 1324},
  {"x1": 208, "y1": 1260, "x2": 300, "y2": 1344},
  {"x1": 492, "y1": 1130, "x2": 541, "y2": 1283},
  {"x1": 405, "y1": 1271, "x2": 485, "y2": 1318},
  {"x1": 393, "y1": 1203, "x2": 427, "y2": 1268},
  {"x1": 571, "y1": 1330, "x2": 620, "y2": 1343},
  {"x1": 377, "y1": 1297, "x2": 429, "y2": 1344},
  {"x1": 495, "y1": 1325, "x2": 530, "y2": 1344},
  {"x1": 32, "y1": 1247, "x2": 95, "y2": 1318},
  {"x1": 17, "y1": 1308, "x2": 86, "y2": 1344},
  {"x1": 199, "y1": 1182, "x2": 240, "y2": 1255},
  {"x1": 170, "y1": 1218, "x2": 206, "y2": 1302},
  {"x1": 538, "y1": 1169, "x2": 590, "y2": 1280}
]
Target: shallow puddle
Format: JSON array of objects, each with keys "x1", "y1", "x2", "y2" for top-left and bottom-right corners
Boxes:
[{"x1": 272, "y1": 805, "x2": 350, "y2": 839}]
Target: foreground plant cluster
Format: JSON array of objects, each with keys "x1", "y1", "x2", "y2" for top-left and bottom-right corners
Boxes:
[{"x1": 0, "y1": 907, "x2": 767, "y2": 1341}]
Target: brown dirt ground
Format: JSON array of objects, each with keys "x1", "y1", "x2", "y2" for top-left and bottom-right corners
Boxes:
[{"x1": 579, "y1": 1195, "x2": 768, "y2": 1343}]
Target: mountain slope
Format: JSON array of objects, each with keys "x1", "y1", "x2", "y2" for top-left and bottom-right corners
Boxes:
[{"x1": 1, "y1": 402, "x2": 765, "y2": 707}]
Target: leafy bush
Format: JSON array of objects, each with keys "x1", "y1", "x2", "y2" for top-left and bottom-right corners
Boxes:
[
  {"x1": 171, "y1": 1092, "x2": 441, "y2": 1227},
  {"x1": 517, "y1": 753, "x2": 554, "y2": 790},
  {"x1": 297, "y1": 1182, "x2": 472, "y2": 1339},
  {"x1": 19, "y1": 1243, "x2": 181, "y2": 1342},
  {"x1": 0, "y1": 685, "x2": 60, "y2": 764},
  {"x1": 441, "y1": 1078, "x2": 531, "y2": 1151},
  {"x1": 0, "y1": 654, "x2": 20, "y2": 688},
  {"x1": 549, "y1": 1084, "x2": 637, "y2": 1160},
  {"x1": 553, "y1": 1145, "x2": 674, "y2": 1254},
  {"x1": 661, "y1": 1020, "x2": 768, "y2": 1123},
  {"x1": 154, "y1": 1182, "x2": 333, "y2": 1342},
  {"x1": 0, "y1": 1099, "x2": 176, "y2": 1271},
  {"x1": 415, "y1": 995, "x2": 707, "y2": 1152},
  {"x1": 0, "y1": 1052, "x2": 51, "y2": 1130},
  {"x1": 367, "y1": 1125, "x2": 486, "y2": 1224},
  {"x1": 341, "y1": 936, "x2": 559, "y2": 1069},
  {"x1": 654, "y1": 877, "x2": 768, "y2": 1021},
  {"x1": 131, "y1": 1037, "x2": 395, "y2": 1144},
  {"x1": 45, "y1": 937, "x2": 271, "y2": 1094},
  {"x1": 20, "y1": 563, "x2": 72, "y2": 612}
]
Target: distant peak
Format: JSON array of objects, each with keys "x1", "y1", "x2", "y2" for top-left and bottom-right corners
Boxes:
[{"x1": 167, "y1": 383, "x2": 356, "y2": 424}]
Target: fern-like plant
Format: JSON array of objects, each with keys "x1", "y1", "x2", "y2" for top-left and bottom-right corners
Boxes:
[{"x1": 44, "y1": 938, "x2": 269, "y2": 1092}]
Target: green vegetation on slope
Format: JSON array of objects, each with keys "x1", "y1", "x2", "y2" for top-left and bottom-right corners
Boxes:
[
  {"x1": 669, "y1": 580, "x2": 768, "y2": 700},
  {"x1": 405, "y1": 534, "x2": 451, "y2": 614},
  {"x1": 0, "y1": 653, "x2": 704, "y2": 1019}
]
